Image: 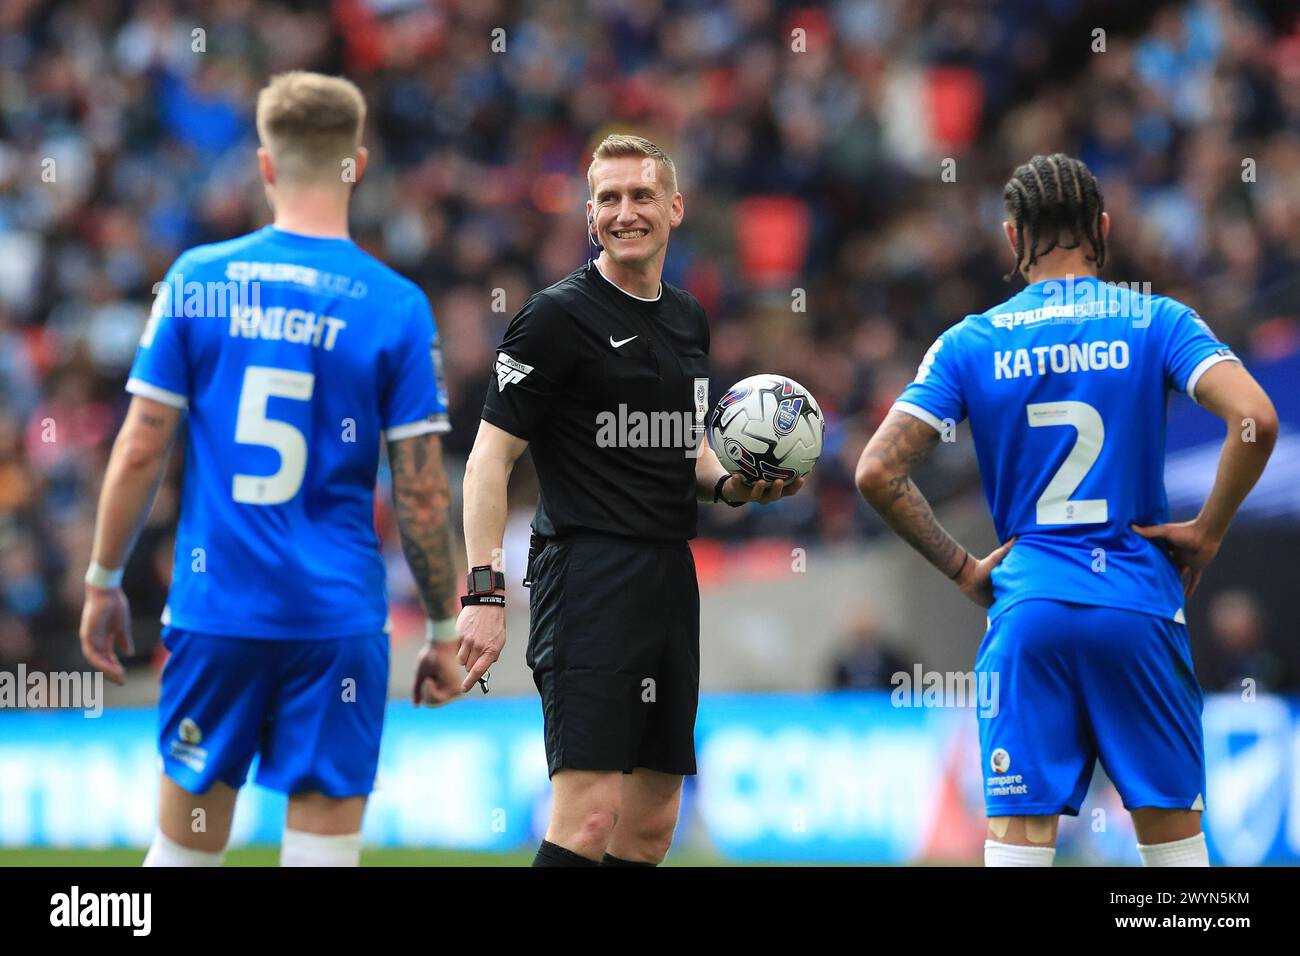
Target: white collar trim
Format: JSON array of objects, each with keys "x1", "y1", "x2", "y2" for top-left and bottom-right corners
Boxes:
[{"x1": 595, "y1": 259, "x2": 662, "y2": 302}]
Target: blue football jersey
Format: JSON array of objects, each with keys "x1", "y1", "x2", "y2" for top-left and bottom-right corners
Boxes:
[
  {"x1": 127, "y1": 226, "x2": 449, "y2": 638},
  {"x1": 894, "y1": 275, "x2": 1237, "y2": 623}
]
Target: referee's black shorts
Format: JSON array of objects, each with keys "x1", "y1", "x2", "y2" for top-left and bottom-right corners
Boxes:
[{"x1": 525, "y1": 532, "x2": 700, "y2": 777}]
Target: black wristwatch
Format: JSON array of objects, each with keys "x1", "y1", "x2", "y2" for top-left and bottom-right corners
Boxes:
[
  {"x1": 713, "y1": 474, "x2": 745, "y2": 508},
  {"x1": 466, "y1": 566, "x2": 505, "y2": 596}
]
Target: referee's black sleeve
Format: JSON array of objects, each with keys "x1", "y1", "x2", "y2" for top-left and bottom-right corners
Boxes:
[{"x1": 481, "y1": 292, "x2": 575, "y2": 441}]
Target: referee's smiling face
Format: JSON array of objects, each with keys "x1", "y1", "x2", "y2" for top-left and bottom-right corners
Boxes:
[{"x1": 587, "y1": 157, "x2": 684, "y2": 268}]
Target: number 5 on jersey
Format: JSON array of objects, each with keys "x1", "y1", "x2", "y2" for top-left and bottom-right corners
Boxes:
[{"x1": 233, "y1": 365, "x2": 314, "y2": 505}]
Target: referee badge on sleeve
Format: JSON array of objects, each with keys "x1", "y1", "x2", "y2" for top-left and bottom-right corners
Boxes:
[
  {"x1": 689, "y1": 377, "x2": 709, "y2": 456},
  {"x1": 495, "y1": 352, "x2": 533, "y2": 391}
]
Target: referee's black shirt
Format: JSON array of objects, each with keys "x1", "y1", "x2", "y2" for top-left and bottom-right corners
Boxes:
[{"x1": 481, "y1": 260, "x2": 710, "y2": 542}]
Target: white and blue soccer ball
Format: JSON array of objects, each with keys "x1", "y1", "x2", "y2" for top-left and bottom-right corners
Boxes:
[{"x1": 708, "y1": 373, "x2": 824, "y2": 482}]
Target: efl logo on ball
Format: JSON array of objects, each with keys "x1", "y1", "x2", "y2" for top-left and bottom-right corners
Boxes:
[
  {"x1": 708, "y1": 373, "x2": 824, "y2": 483},
  {"x1": 774, "y1": 395, "x2": 804, "y2": 436}
]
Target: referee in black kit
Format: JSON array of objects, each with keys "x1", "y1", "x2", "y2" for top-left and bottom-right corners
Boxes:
[{"x1": 456, "y1": 135, "x2": 806, "y2": 866}]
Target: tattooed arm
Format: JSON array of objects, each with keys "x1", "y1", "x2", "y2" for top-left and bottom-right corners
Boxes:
[
  {"x1": 855, "y1": 408, "x2": 1014, "y2": 608},
  {"x1": 82, "y1": 395, "x2": 182, "y2": 683},
  {"x1": 389, "y1": 431, "x2": 468, "y2": 707},
  {"x1": 387, "y1": 431, "x2": 460, "y2": 622}
]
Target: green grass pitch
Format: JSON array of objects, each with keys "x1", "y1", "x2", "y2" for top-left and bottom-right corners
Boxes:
[{"x1": 0, "y1": 847, "x2": 738, "y2": 867}]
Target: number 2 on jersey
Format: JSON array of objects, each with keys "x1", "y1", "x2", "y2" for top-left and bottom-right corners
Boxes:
[
  {"x1": 232, "y1": 365, "x2": 314, "y2": 505},
  {"x1": 1027, "y1": 400, "x2": 1108, "y2": 525}
]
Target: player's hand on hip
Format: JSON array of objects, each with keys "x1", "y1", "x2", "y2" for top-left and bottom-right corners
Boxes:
[
  {"x1": 1131, "y1": 520, "x2": 1219, "y2": 600},
  {"x1": 724, "y1": 474, "x2": 806, "y2": 505},
  {"x1": 79, "y1": 585, "x2": 133, "y2": 686},
  {"x1": 456, "y1": 604, "x2": 505, "y2": 694},
  {"x1": 955, "y1": 537, "x2": 1016, "y2": 609},
  {"x1": 412, "y1": 640, "x2": 464, "y2": 707}
]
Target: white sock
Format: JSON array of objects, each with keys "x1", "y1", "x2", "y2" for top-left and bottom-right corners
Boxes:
[
  {"x1": 1138, "y1": 831, "x2": 1209, "y2": 867},
  {"x1": 280, "y1": 828, "x2": 363, "y2": 867},
  {"x1": 984, "y1": 840, "x2": 1055, "y2": 867},
  {"x1": 143, "y1": 831, "x2": 225, "y2": 867}
]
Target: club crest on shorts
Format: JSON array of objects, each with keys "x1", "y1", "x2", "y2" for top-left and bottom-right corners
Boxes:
[
  {"x1": 990, "y1": 747, "x2": 1011, "y2": 774},
  {"x1": 179, "y1": 717, "x2": 203, "y2": 745},
  {"x1": 170, "y1": 717, "x2": 209, "y2": 774}
]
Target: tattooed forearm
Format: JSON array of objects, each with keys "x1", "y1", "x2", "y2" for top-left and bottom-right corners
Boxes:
[
  {"x1": 855, "y1": 410, "x2": 967, "y2": 578},
  {"x1": 388, "y1": 432, "x2": 460, "y2": 621},
  {"x1": 875, "y1": 472, "x2": 966, "y2": 576}
]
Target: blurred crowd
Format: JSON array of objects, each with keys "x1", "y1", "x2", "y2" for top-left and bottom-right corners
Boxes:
[{"x1": 1, "y1": 0, "x2": 1298, "y2": 675}]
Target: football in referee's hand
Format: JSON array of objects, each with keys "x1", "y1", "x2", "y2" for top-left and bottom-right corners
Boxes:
[{"x1": 707, "y1": 374, "x2": 824, "y2": 483}]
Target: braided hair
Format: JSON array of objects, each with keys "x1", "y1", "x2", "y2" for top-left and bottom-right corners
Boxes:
[{"x1": 1002, "y1": 153, "x2": 1106, "y2": 281}]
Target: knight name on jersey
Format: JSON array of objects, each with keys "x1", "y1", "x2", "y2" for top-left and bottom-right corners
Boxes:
[
  {"x1": 228, "y1": 304, "x2": 347, "y2": 351},
  {"x1": 994, "y1": 340, "x2": 1130, "y2": 380}
]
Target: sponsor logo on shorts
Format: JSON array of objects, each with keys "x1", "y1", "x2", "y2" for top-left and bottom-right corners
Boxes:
[
  {"x1": 985, "y1": 774, "x2": 1028, "y2": 798},
  {"x1": 985, "y1": 747, "x2": 1030, "y2": 797}
]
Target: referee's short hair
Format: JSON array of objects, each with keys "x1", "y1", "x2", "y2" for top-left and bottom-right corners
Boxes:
[
  {"x1": 256, "y1": 71, "x2": 366, "y2": 185},
  {"x1": 587, "y1": 134, "x2": 678, "y2": 196}
]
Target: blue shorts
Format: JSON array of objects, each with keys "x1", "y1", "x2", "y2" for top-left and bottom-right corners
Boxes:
[
  {"x1": 158, "y1": 628, "x2": 388, "y2": 798},
  {"x1": 975, "y1": 599, "x2": 1205, "y2": 817}
]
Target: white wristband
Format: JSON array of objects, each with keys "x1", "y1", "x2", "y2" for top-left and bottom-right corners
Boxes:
[
  {"x1": 426, "y1": 618, "x2": 459, "y2": 644},
  {"x1": 85, "y1": 561, "x2": 124, "y2": 589}
]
